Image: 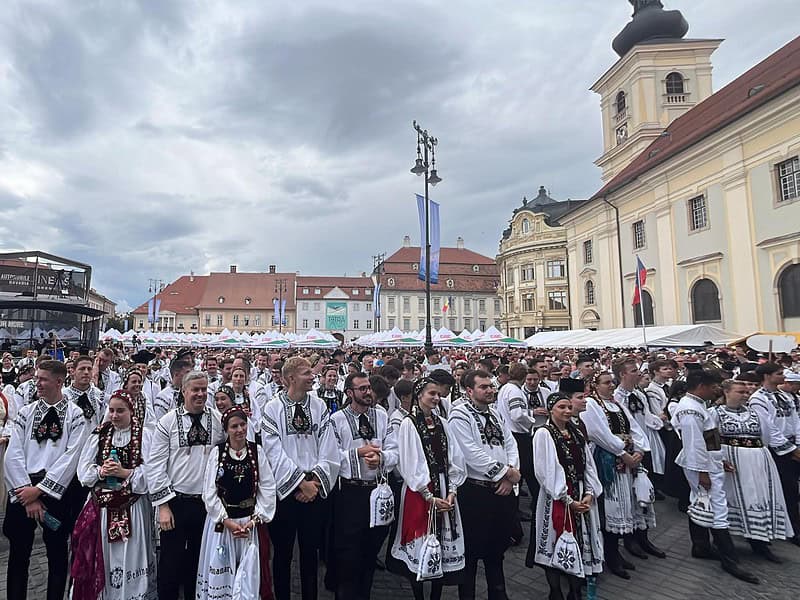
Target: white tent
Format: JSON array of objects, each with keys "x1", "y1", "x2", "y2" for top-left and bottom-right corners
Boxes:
[{"x1": 525, "y1": 324, "x2": 741, "y2": 349}]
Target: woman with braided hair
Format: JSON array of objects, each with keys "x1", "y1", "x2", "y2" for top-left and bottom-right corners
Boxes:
[
  {"x1": 389, "y1": 377, "x2": 467, "y2": 600},
  {"x1": 529, "y1": 392, "x2": 603, "y2": 600},
  {"x1": 73, "y1": 389, "x2": 157, "y2": 600},
  {"x1": 196, "y1": 406, "x2": 276, "y2": 600}
]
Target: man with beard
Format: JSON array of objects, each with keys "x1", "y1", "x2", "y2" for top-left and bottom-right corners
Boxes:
[
  {"x1": 449, "y1": 369, "x2": 520, "y2": 600},
  {"x1": 329, "y1": 372, "x2": 398, "y2": 599}
]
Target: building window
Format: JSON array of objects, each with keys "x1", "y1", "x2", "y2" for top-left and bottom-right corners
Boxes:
[
  {"x1": 615, "y1": 91, "x2": 626, "y2": 117},
  {"x1": 507, "y1": 297, "x2": 514, "y2": 312},
  {"x1": 403, "y1": 318, "x2": 411, "y2": 331},
  {"x1": 433, "y1": 317, "x2": 442, "y2": 329},
  {"x1": 366, "y1": 319, "x2": 372, "y2": 329},
  {"x1": 204, "y1": 315, "x2": 211, "y2": 327},
  {"x1": 301, "y1": 302, "x2": 308, "y2": 310},
  {"x1": 464, "y1": 299, "x2": 471, "y2": 314},
  {"x1": 464, "y1": 317, "x2": 472, "y2": 330},
  {"x1": 523, "y1": 294, "x2": 534, "y2": 312},
  {"x1": 779, "y1": 264, "x2": 800, "y2": 318},
  {"x1": 521, "y1": 264, "x2": 534, "y2": 282},
  {"x1": 585, "y1": 280, "x2": 595, "y2": 305},
  {"x1": 388, "y1": 318, "x2": 396, "y2": 329},
  {"x1": 547, "y1": 290, "x2": 568, "y2": 311},
  {"x1": 216, "y1": 314, "x2": 223, "y2": 327},
  {"x1": 691, "y1": 279, "x2": 721, "y2": 323},
  {"x1": 494, "y1": 299, "x2": 501, "y2": 313},
  {"x1": 583, "y1": 240, "x2": 593, "y2": 264},
  {"x1": 353, "y1": 319, "x2": 359, "y2": 329},
  {"x1": 546, "y1": 260, "x2": 566, "y2": 279},
  {"x1": 312, "y1": 302, "x2": 320, "y2": 311},
  {"x1": 778, "y1": 157, "x2": 800, "y2": 202},
  {"x1": 522, "y1": 218, "x2": 530, "y2": 233},
  {"x1": 302, "y1": 319, "x2": 308, "y2": 328},
  {"x1": 446, "y1": 279, "x2": 454, "y2": 288},
  {"x1": 665, "y1": 72, "x2": 685, "y2": 95},
  {"x1": 478, "y1": 299, "x2": 486, "y2": 313},
  {"x1": 311, "y1": 319, "x2": 318, "y2": 328},
  {"x1": 254, "y1": 315, "x2": 261, "y2": 327},
  {"x1": 302, "y1": 288, "x2": 309, "y2": 294},
  {"x1": 479, "y1": 319, "x2": 486, "y2": 330},
  {"x1": 633, "y1": 290, "x2": 655, "y2": 326},
  {"x1": 472, "y1": 265, "x2": 480, "y2": 273},
  {"x1": 412, "y1": 263, "x2": 419, "y2": 271},
  {"x1": 506, "y1": 268, "x2": 515, "y2": 286},
  {"x1": 314, "y1": 288, "x2": 321, "y2": 295},
  {"x1": 433, "y1": 297, "x2": 440, "y2": 311},
  {"x1": 403, "y1": 297, "x2": 410, "y2": 313},
  {"x1": 232, "y1": 314, "x2": 239, "y2": 327},
  {"x1": 351, "y1": 303, "x2": 358, "y2": 312},
  {"x1": 632, "y1": 220, "x2": 646, "y2": 249},
  {"x1": 366, "y1": 302, "x2": 372, "y2": 311},
  {"x1": 352, "y1": 289, "x2": 359, "y2": 295},
  {"x1": 417, "y1": 298, "x2": 424, "y2": 311},
  {"x1": 688, "y1": 195, "x2": 708, "y2": 231},
  {"x1": 218, "y1": 296, "x2": 225, "y2": 304},
  {"x1": 387, "y1": 297, "x2": 396, "y2": 312},
  {"x1": 244, "y1": 315, "x2": 250, "y2": 326},
  {"x1": 138, "y1": 320, "x2": 144, "y2": 329},
  {"x1": 418, "y1": 318, "x2": 425, "y2": 330}
]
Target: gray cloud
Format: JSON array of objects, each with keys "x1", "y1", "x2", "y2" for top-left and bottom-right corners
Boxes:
[{"x1": 0, "y1": 0, "x2": 796, "y2": 311}]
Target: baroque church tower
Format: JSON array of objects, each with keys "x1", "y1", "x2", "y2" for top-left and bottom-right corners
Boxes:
[{"x1": 592, "y1": 1, "x2": 722, "y2": 182}]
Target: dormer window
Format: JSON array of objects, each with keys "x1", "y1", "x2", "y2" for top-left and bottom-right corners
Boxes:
[
  {"x1": 218, "y1": 296, "x2": 225, "y2": 304},
  {"x1": 521, "y1": 218, "x2": 530, "y2": 234},
  {"x1": 472, "y1": 265, "x2": 480, "y2": 273},
  {"x1": 412, "y1": 263, "x2": 419, "y2": 271},
  {"x1": 244, "y1": 297, "x2": 252, "y2": 305}
]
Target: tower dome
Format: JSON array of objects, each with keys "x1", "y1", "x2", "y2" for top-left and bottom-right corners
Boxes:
[{"x1": 612, "y1": 0, "x2": 689, "y2": 58}]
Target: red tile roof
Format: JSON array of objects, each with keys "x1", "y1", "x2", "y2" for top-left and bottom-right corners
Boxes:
[
  {"x1": 591, "y1": 35, "x2": 800, "y2": 202},
  {"x1": 380, "y1": 246, "x2": 499, "y2": 292},
  {"x1": 195, "y1": 272, "x2": 297, "y2": 310},
  {"x1": 385, "y1": 246, "x2": 496, "y2": 266},
  {"x1": 131, "y1": 275, "x2": 208, "y2": 315}
]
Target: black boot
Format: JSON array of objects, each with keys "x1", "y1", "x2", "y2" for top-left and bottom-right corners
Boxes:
[
  {"x1": 689, "y1": 519, "x2": 717, "y2": 559},
  {"x1": 634, "y1": 528, "x2": 666, "y2": 558},
  {"x1": 711, "y1": 529, "x2": 760, "y2": 585},
  {"x1": 749, "y1": 540, "x2": 782, "y2": 564},
  {"x1": 623, "y1": 533, "x2": 648, "y2": 559},
  {"x1": 603, "y1": 533, "x2": 630, "y2": 579}
]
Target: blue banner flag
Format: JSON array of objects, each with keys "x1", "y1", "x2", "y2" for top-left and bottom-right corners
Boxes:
[
  {"x1": 147, "y1": 298, "x2": 154, "y2": 324},
  {"x1": 416, "y1": 194, "x2": 426, "y2": 282},
  {"x1": 430, "y1": 199, "x2": 440, "y2": 284},
  {"x1": 374, "y1": 282, "x2": 382, "y2": 318}
]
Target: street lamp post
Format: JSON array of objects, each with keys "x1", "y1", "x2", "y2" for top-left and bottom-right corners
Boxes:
[
  {"x1": 274, "y1": 278, "x2": 287, "y2": 333},
  {"x1": 411, "y1": 120, "x2": 442, "y2": 354}
]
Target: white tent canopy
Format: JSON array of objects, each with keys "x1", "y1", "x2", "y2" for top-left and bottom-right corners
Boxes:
[{"x1": 525, "y1": 325, "x2": 741, "y2": 349}]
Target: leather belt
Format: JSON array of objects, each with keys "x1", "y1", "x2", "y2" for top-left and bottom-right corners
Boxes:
[
  {"x1": 466, "y1": 477, "x2": 497, "y2": 489},
  {"x1": 340, "y1": 478, "x2": 378, "y2": 488},
  {"x1": 721, "y1": 436, "x2": 763, "y2": 448},
  {"x1": 174, "y1": 491, "x2": 203, "y2": 500}
]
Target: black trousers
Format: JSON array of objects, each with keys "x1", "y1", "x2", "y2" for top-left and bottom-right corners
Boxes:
[
  {"x1": 269, "y1": 494, "x2": 326, "y2": 600},
  {"x1": 2, "y1": 477, "x2": 83, "y2": 600},
  {"x1": 512, "y1": 432, "x2": 539, "y2": 501},
  {"x1": 773, "y1": 450, "x2": 800, "y2": 536},
  {"x1": 157, "y1": 495, "x2": 206, "y2": 600},
  {"x1": 333, "y1": 483, "x2": 389, "y2": 600}
]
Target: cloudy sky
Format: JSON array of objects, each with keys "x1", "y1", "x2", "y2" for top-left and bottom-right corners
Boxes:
[{"x1": 0, "y1": 1, "x2": 796, "y2": 312}]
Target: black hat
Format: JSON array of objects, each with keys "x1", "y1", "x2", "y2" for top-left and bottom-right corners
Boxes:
[
  {"x1": 739, "y1": 362, "x2": 758, "y2": 374},
  {"x1": 559, "y1": 378, "x2": 586, "y2": 396},
  {"x1": 685, "y1": 363, "x2": 703, "y2": 372},
  {"x1": 131, "y1": 349, "x2": 156, "y2": 365},
  {"x1": 175, "y1": 348, "x2": 194, "y2": 361}
]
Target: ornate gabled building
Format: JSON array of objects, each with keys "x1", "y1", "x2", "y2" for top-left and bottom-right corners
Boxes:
[
  {"x1": 496, "y1": 187, "x2": 588, "y2": 338},
  {"x1": 560, "y1": 1, "x2": 800, "y2": 333}
]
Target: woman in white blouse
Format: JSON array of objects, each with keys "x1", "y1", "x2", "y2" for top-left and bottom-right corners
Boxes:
[
  {"x1": 73, "y1": 390, "x2": 156, "y2": 600},
  {"x1": 196, "y1": 406, "x2": 276, "y2": 600}
]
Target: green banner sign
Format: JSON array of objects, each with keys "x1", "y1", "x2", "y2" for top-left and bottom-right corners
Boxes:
[{"x1": 325, "y1": 301, "x2": 348, "y2": 330}]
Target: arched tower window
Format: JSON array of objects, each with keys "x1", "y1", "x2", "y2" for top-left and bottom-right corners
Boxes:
[
  {"x1": 691, "y1": 278, "x2": 721, "y2": 323},
  {"x1": 633, "y1": 290, "x2": 655, "y2": 327},
  {"x1": 666, "y1": 72, "x2": 685, "y2": 95},
  {"x1": 615, "y1": 91, "x2": 627, "y2": 116},
  {"x1": 585, "y1": 280, "x2": 595, "y2": 306}
]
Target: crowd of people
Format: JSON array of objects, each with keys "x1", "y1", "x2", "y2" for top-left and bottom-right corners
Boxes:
[{"x1": 0, "y1": 341, "x2": 798, "y2": 600}]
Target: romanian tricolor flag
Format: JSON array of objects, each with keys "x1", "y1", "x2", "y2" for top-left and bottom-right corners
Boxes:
[
  {"x1": 442, "y1": 297, "x2": 449, "y2": 313},
  {"x1": 632, "y1": 256, "x2": 647, "y2": 306}
]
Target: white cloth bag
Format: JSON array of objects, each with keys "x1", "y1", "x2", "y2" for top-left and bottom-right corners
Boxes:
[
  {"x1": 232, "y1": 529, "x2": 260, "y2": 600},
  {"x1": 369, "y1": 472, "x2": 395, "y2": 528},
  {"x1": 688, "y1": 489, "x2": 715, "y2": 529},
  {"x1": 550, "y1": 504, "x2": 585, "y2": 578},
  {"x1": 633, "y1": 468, "x2": 655, "y2": 508},
  {"x1": 416, "y1": 504, "x2": 443, "y2": 581}
]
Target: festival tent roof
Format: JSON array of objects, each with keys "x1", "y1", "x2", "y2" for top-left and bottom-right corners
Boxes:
[
  {"x1": 728, "y1": 332, "x2": 800, "y2": 347},
  {"x1": 525, "y1": 325, "x2": 741, "y2": 349},
  {"x1": 473, "y1": 326, "x2": 527, "y2": 348}
]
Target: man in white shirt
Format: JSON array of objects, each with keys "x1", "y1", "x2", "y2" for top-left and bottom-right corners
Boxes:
[
  {"x1": 62, "y1": 355, "x2": 105, "y2": 430},
  {"x1": 671, "y1": 369, "x2": 759, "y2": 584},
  {"x1": 449, "y1": 369, "x2": 520, "y2": 600},
  {"x1": 261, "y1": 357, "x2": 339, "y2": 600},
  {"x1": 3, "y1": 360, "x2": 88, "y2": 600},
  {"x1": 147, "y1": 370, "x2": 225, "y2": 600},
  {"x1": 94, "y1": 347, "x2": 121, "y2": 403},
  {"x1": 330, "y1": 372, "x2": 398, "y2": 599},
  {"x1": 153, "y1": 358, "x2": 193, "y2": 420}
]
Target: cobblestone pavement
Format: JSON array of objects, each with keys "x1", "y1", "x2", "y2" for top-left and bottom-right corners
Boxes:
[{"x1": 2, "y1": 494, "x2": 798, "y2": 599}]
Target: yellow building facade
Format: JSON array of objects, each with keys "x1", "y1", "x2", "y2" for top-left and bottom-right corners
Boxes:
[{"x1": 561, "y1": 9, "x2": 800, "y2": 335}]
